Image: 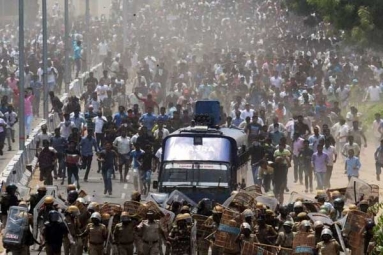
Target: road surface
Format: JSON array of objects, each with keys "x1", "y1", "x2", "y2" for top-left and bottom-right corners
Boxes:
[{"x1": 20, "y1": 132, "x2": 381, "y2": 254}]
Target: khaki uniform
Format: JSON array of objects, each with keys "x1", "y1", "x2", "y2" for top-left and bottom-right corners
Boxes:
[
  {"x1": 113, "y1": 222, "x2": 135, "y2": 255},
  {"x1": 275, "y1": 232, "x2": 295, "y2": 255},
  {"x1": 138, "y1": 220, "x2": 162, "y2": 255},
  {"x1": 255, "y1": 224, "x2": 277, "y2": 244},
  {"x1": 316, "y1": 239, "x2": 340, "y2": 255},
  {"x1": 85, "y1": 223, "x2": 108, "y2": 255},
  {"x1": 63, "y1": 217, "x2": 83, "y2": 255}
]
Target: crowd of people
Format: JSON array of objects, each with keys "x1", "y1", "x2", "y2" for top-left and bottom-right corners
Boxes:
[
  {"x1": 0, "y1": 183, "x2": 379, "y2": 255},
  {"x1": 0, "y1": 0, "x2": 383, "y2": 254}
]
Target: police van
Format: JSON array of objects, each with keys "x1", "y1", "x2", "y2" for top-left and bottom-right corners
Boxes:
[{"x1": 155, "y1": 101, "x2": 249, "y2": 203}]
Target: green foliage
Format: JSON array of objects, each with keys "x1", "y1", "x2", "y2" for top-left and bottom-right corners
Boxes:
[
  {"x1": 286, "y1": 0, "x2": 383, "y2": 46},
  {"x1": 371, "y1": 203, "x2": 383, "y2": 254}
]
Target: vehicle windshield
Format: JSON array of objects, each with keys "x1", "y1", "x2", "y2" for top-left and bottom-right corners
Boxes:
[{"x1": 161, "y1": 162, "x2": 229, "y2": 187}]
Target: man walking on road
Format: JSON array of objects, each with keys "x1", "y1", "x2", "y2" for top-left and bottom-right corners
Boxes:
[{"x1": 311, "y1": 144, "x2": 329, "y2": 190}]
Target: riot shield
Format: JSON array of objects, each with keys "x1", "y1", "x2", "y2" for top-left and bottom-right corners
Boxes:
[
  {"x1": 145, "y1": 192, "x2": 169, "y2": 208},
  {"x1": 345, "y1": 177, "x2": 372, "y2": 205},
  {"x1": 16, "y1": 184, "x2": 31, "y2": 201},
  {"x1": 307, "y1": 213, "x2": 333, "y2": 226},
  {"x1": 2, "y1": 206, "x2": 29, "y2": 248},
  {"x1": 255, "y1": 196, "x2": 279, "y2": 211},
  {"x1": 45, "y1": 185, "x2": 59, "y2": 198},
  {"x1": 33, "y1": 195, "x2": 68, "y2": 239},
  {"x1": 165, "y1": 190, "x2": 197, "y2": 208}
]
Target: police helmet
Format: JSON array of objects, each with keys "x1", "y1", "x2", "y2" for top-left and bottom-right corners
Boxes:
[
  {"x1": 321, "y1": 228, "x2": 333, "y2": 238},
  {"x1": 91, "y1": 212, "x2": 101, "y2": 221},
  {"x1": 48, "y1": 210, "x2": 60, "y2": 222}
]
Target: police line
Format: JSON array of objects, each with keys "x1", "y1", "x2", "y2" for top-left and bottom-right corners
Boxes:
[{"x1": 0, "y1": 62, "x2": 104, "y2": 190}]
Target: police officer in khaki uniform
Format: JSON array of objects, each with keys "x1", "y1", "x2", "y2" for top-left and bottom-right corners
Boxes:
[
  {"x1": 315, "y1": 229, "x2": 340, "y2": 255},
  {"x1": 113, "y1": 212, "x2": 136, "y2": 255},
  {"x1": 63, "y1": 205, "x2": 82, "y2": 255},
  {"x1": 275, "y1": 221, "x2": 295, "y2": 255},
  {"x1": 137, "y1": 210, "x2": 164, "y2": 255},
  {"x1": 78, "y1": 212, "x2": 108, "y2": 255}
]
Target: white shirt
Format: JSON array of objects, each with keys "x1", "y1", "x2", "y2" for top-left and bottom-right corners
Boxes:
[
  {"x1": 113, "y1": 136, "x2": 131, "y2": 154},
  {"x1": 0, "y1": 118, "x2": 6, "y2": 133},
  {"x1": 155, "y1": 148, "x2": 162, "y2": 162},
  {"x1": 4, "y1": 111, "x2": 17, "y2": 129},
  {"x1": 59, "y1": 121, "x2": 75, "y2": 139},
  {"x1": 240, "y1": 109, "x2": 255, "y2": 120},
  {"x1": 270, "y1": 76, "x2": 283, "y2": 89},
  {"x1": 95, "y1": 84, "x2": 110, "y2": 101},
  {"x1": 93, "y1": 116, "x2": 107, "y2": 133},
  {"x1": 47, "y1": 67, "x2": 58, "y2": 83},
  {"x1": 338, "y1": 124, "x2": 349, "y2": 143},
  {"x1": 153, "y1": 128, "x2": 170, "y2": 139},
  {"x1": 366, "y1": 86, "x2": 381, "y2": 102},
  {"x1": 98, "y1": 42, "x2": 109, "y2": 56},
  {"x1": 252, "y1": 117, "x2": 264, "y2": 126},
  {"x1": 323, "y1": 145, "x2": 337, "y2": 166},
  {"x1": 373, "y1": 119, "x2": 382, "y2": 138}
]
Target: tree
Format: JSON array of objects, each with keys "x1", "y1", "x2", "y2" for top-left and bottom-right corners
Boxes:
[{"x1": 286, "y1": 0, "x2": 383, "y2": 47}]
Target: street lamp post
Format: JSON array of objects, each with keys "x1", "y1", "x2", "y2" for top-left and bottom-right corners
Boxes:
[
  {"x1": 42, "y1": 0, "x2": 48, "y2": 119},
  {"x1": 64, "y1": 0, "x2": 70, "y2": 93},
  {"x1": 85, "y1": 0, "x2": 90, "y2": 70},
  {"x1": 18, "y1": 0, "x2": 25, "y2": 150}
]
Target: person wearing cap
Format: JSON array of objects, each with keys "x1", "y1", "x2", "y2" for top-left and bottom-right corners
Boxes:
[
  {"x1": 28, "y1": 186, "x2": 47, "y2": 214},
  {"x1": 113, "y1": 211, "x2": 137, "y2": 255},
  {"x1": 137, "y1": 210, "x2": 164, "y2": 255},
  {"x1": 168, "y1": 213, "x2": 192, "y2": 254},
  {"x1": 275, "y1": 221, "x2": 294, "y2": 253},
  {"x1": 315, "y1": 228, "x2": 340, "y2": 255}
]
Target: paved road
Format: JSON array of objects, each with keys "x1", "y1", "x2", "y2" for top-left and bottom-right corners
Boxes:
[{"x1": 24, "y1": 136, "x2": 380, "y2": 254}]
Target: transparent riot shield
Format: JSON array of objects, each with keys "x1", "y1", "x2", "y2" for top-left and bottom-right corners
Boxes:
[
  {"x1": 16, "y1": 184, "x2": 31, "y2": 201},
  {"x1": 2, "y1": 206, "x2": 29, "y2": 248},
  {"x1": 165, "y1": 190, "x2": 197, "y2": 208},
  {"x1": 33, "y1": 195, "x2": 68, "y2": 239},
  {"x1": 45, "y1": 185, "x2": 59, "y2": 198},
  {"x1": 145, "y1": 192, "x2": 169, "y2": 208}
]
